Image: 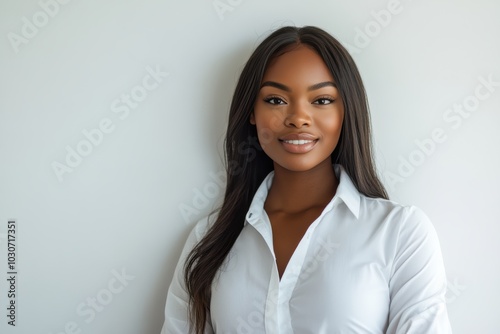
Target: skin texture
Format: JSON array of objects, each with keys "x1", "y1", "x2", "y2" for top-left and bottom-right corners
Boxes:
[{"x1": 250, "y1": 44, "x2": 345, "y2": 278}]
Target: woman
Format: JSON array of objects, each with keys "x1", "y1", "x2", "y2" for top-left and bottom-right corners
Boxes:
[{"x1": 161, "y1": 26, "x2": 452, "y2": 333}]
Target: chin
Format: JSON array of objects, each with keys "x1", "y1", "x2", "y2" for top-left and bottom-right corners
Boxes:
[
  {"x1": 273, "y1": 160, "x2": 323, "y2": 173},
  {"x1": 272, "y1": 154, "x2": 334, "y2": 173}
]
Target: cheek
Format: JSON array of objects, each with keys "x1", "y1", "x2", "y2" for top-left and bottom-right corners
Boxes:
[
  {"x1": 254, "y1": 113, "x2": 285, "y2": 148},
  {"x1": 257, "y1": 127, "x2": 274, "y2": 149},
  {"x1": 319, "y1": 112, "x2": 344, "y2": 138},
  {"x1": 258, "y1": 112, "x2": 285, "y2": 131}
]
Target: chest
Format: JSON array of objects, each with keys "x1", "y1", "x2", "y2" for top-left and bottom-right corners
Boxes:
[
  {"x1": 267, "y1": 208, "x2": 325, "y2": 279},
  {"x1": 210, "y1": 221, "x2": 391, "y2": 333}
]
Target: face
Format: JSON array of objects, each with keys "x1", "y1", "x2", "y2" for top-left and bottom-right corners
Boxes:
[{"x1": 250, "y1": 44, "x2": 344, "y2": 173}]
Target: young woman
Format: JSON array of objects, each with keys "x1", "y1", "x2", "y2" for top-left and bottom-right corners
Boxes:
[{"x1": 161, "y1": 26, "x2": 452, "y2": 333}]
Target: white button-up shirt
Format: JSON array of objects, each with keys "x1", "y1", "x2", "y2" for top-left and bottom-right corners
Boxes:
[{"x1": 162, "y1": 165, "x2": 452, "y2": 333}]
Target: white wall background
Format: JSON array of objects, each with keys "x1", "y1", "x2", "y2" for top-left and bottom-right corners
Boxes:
[{"x1": 0, "y1": 0, "x2": 499, "y2": 333}]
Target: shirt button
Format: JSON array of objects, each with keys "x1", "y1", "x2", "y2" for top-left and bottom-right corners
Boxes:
[{"x1": 249, "y1": 212, "x2": 253, "y2": 218}]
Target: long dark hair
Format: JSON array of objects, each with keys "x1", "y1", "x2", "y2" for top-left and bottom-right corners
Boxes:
[{"x1": 183, "y1": 25, "x2": 388, "y2": 334}]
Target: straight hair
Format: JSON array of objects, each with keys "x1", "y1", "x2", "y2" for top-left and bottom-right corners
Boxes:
[{"x1": 183, "y1": 25, "x2": 388, "y2": 334}]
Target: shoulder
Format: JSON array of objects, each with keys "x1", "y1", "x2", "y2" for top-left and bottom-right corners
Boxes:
[
  {"x1": 395, "y1": 205, "x2": 439, "y2": 246},
  {"x1": 361, "y1": 195, "x2": 432, "y2": 224},
  {"x1": 359, "y1": 196, "x2": 438, "y2": 241}
]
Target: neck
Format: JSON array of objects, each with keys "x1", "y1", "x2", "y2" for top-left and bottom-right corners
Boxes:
[{"x1": 264, "y1": 160, "x2": 339, "y2": 214}]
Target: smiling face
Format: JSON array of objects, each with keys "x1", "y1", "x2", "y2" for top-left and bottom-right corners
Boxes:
[{"x1": 250, "y1": 44, "x2": 344, "y2": 173}]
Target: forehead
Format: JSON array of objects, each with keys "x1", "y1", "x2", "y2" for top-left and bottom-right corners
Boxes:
[{"x1": 262, "y1": 44, "x2": 335, "y2": 84}]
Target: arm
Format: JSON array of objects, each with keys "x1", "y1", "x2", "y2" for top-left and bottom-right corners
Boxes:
[
  {"x1": 160, "y1": 219, "x2": 214, "y2": 334},
  {"x1": 386, "y1": 206, "x2": 452, "y2": 334}
]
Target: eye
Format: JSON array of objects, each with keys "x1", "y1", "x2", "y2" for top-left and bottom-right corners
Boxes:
[
  {"x1": 313, "y1": 97, "x2": 335, "y2": 105},
  {"x1": 264, "y1": 96, "x2": 286, "y2": 105}
]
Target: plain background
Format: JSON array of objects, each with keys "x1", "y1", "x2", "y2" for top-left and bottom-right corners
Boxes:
[{"x1": 1, "y1": 0, "x2": 499, "y2": 333}]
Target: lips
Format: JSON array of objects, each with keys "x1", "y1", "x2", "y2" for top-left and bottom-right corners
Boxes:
[
  {"x1": 279, "y1": 133, "x2": 318, "y2": 141},
  {"x1": 279, "y1": 133, "x2": 318, "y2": 153}
]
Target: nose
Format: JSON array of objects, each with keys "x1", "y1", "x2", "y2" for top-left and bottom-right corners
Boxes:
[{"x1": 284, "y1": 103, "x2": 311, "y2": 128}]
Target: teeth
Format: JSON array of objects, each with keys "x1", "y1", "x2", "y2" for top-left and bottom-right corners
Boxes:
[{"x1": 283, "y1": 140, "x2": 314, "y2": 145}]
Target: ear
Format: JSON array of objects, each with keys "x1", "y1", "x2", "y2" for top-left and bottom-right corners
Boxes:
[{"x1": 249, "y1": 112, "x2": 256, "y2": 125}]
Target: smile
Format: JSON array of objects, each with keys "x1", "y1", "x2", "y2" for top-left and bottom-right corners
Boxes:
[
  {"x1": 279, "y1": 139, "x2": 318, "y2": 153},
  {"x1": 282, "y1": 140, "x2": 315, "y2": 145}
]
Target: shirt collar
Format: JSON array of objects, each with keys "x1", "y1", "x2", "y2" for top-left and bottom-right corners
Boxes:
[
  {"x1": 333, "y1": 164, "x2": 361, "y2": 219},
  {"x1": 245, "y1": 164, "x2": 361, "y2": 226}
]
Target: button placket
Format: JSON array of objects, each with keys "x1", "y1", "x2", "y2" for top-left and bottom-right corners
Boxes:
[
  {"x1": 275, "y1": 203, "x2": 338, "y2": 332},
  {"x1": 265, "y1": 266, "x2": 280, "y2": 333}
]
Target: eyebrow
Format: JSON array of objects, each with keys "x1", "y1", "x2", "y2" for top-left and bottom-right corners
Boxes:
[{"x1": 260, "y1": 81, "x2": 337, "y2": 92}]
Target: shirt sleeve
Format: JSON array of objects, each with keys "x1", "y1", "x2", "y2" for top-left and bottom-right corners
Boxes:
[
  {"x1": 160, "y1": 218, "x2": 215, "y2": 334},
  {"x1": 386, "y1": 206, "x2": 453, "y2": 334}
]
